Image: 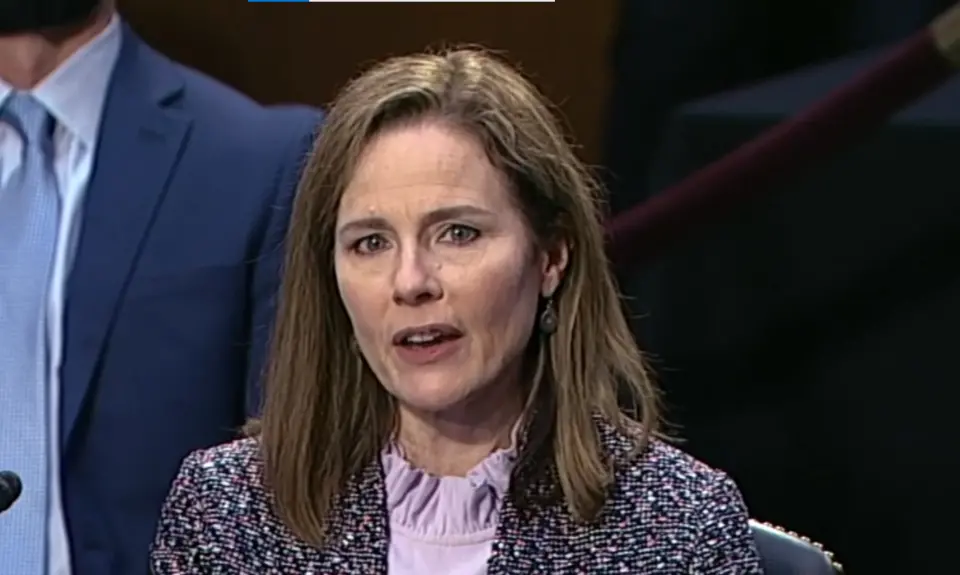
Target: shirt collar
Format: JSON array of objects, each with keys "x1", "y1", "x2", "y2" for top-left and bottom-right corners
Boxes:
[{"x1": 0, "y1": 14, "x2": 122, "y2": 147}]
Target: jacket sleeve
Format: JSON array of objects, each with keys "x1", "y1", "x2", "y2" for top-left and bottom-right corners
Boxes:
[
  {"x1": 690, "y1": 472, "x2": 765, "y2": 574},
  {"x1": 150, "y1": 451, "x2": 209, "y2": 574}
]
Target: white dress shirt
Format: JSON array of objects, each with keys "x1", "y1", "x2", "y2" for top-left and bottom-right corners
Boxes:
[{"x1": 0, "y1": 14, "x2": 121, "y2": 575}]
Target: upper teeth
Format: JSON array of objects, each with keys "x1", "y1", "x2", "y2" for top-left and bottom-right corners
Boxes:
[{"x1": 405, "y1": 332, "x2": 441, "y2": 343}]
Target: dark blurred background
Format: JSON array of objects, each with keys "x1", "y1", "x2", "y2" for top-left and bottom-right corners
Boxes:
[{"x1": 117, "y1": 0, "x2": 960, "y2": 572}]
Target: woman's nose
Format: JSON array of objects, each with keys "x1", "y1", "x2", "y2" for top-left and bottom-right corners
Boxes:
[{"x1": 391, "y1": 248, "x2": 442, "y2": 306}]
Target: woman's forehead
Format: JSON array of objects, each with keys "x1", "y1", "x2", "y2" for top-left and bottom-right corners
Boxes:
[{"x1": 339, "y1": 124, "x2": 513, "y2": 220}]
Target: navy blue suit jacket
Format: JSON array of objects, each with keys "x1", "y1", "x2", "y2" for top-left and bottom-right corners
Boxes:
[{"x1": 59, "y1": 27, "x2": 321, "y2": 574}]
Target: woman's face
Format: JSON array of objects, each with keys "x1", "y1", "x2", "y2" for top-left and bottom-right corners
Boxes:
[{"x1": 335, "y1": 121, "x2": 566, "y2": 418}]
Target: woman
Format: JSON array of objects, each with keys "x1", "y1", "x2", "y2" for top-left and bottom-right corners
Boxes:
[{"x1": 150, "y1": 48, "x2": 764, "y2": 574}]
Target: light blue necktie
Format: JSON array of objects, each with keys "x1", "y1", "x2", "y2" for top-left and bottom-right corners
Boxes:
[{"x1": 0, "y1": 92, "x2": 60, "y2": 575}]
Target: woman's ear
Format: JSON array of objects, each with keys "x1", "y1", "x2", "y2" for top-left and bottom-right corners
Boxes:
[{"x1": 539, "y1": 238, "x2": 570, "y2": 297}]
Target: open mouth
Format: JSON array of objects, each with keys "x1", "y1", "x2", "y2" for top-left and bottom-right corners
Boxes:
[
  {"x1": 403, "y1": 332, "x2": 459, "y2": 346},
  {"x1": 391, "y1": 324, "x2": 464, "y2": 363},
  {"x1": 395, "y1": 327, "x2": 463, "y2": 348}
]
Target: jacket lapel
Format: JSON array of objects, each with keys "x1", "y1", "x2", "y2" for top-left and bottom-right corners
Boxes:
[
  {"x1": 60, "y1": 26, "x2": 190, "y2": 451},
  {"x1": 488, "y1": 417, "x2": 636, "y2": 575},
  {"x1": 488, "y1": 495, "x2": 554, "y2": 575},
  {"x1": 488, "y1": 412, "x2": 561, "y2": 575},
  {"x1": 323, "y1": 458, "x2": 390, "y2": 574}
]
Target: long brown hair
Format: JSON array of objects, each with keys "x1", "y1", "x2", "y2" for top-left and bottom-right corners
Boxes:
[{"x1": 252, "y1": 47, "x2": 661, "y2": 547}]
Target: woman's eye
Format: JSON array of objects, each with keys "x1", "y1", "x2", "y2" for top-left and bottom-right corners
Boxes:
[
  {"x1": 440, "y1": 224, "x2": 480, "y2": 245},
  {"x1": 354, "y1": 234, "x2": 389, "y2": 254}
]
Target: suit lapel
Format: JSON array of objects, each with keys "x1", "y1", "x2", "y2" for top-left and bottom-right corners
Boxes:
[{"x1": 60, "y1": 26, "x2": 190, "y2": 451}]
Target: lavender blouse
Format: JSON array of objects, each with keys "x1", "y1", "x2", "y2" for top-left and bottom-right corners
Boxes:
[{"x1": 380, "y1": 442, "x2": 517, "y2": 575}]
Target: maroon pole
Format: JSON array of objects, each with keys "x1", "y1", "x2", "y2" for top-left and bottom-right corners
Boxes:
[{"x1": 606, "y1": 2, "x2": 960, "y2": 266}]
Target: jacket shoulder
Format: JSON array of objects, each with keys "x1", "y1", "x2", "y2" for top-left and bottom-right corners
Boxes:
[
  {"x1": 597, "y1": 419, "x2": 740, "y2": 493},
  {"x1": 165, "y1": 437, "x2": 266, "y2": 511},
  {"x1": 598, "y1": 424, "x2": 763, "y2": 572},
  {"x1": 151, "y1": 438, "x2": 274, "y2": 573},
  {"x1": 128, "y1": 30, "x2": 322, "y2": 149},
  {"x1": 186, "y1": 436, "x2": 264, "y2": 476},
  {"x1": 624, "y1": 438, "x2": 737, "y2": 492},
  {"x1": 172, "y1": 53, "x2": 322, "y2": 144},
  {"x1": 596, "y1": 418, "x2": 745, "y2": 499}
]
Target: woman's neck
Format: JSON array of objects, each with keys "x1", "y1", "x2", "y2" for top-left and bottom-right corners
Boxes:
[{"x1": 396, "y1": 395, "x2": 522, "y2": 477}]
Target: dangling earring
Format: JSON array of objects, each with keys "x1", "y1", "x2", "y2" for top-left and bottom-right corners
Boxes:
[{"x1": 539, "y1": 297, "x2": 558, "y2": 335}]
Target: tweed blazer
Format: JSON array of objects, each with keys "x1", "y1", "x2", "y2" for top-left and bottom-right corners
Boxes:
[{"x1": 150, "y1": 419, "x2": 763, "y2": 574}]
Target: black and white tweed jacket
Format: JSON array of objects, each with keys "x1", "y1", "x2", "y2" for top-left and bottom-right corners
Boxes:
[{"x1": 151, "y1": 419, "x2": 763, "y2": 574}]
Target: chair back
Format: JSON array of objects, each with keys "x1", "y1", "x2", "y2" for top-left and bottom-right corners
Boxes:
[{"x1": 749, "y1": 520, "x2": 843, "y2": 574}]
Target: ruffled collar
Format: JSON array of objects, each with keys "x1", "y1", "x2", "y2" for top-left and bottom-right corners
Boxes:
[{"x1": 379, "y1": 431, "x2": 519, "y2": 541}]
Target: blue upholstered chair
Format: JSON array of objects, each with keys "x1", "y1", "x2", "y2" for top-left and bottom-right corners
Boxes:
[{"x1": 749, "y1": 520, "x2": 843, "y2": 574}]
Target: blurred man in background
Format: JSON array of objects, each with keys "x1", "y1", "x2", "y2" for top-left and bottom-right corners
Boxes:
[{"x1": 0, "y1": 0, "x2": 321, "y2": 573}]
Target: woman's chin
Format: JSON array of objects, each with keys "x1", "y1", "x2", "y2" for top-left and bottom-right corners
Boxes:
[
  {"x1": 394, "y1": 380, "x2": 476, "y2": 415},
  {"x1": 399, "y1": 393, "x2": 470, "y2": 415}
]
